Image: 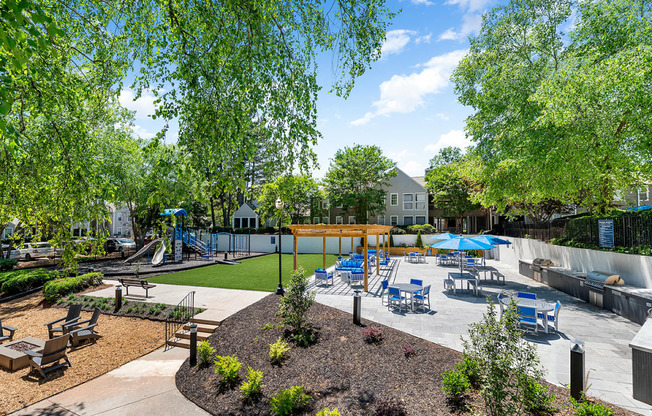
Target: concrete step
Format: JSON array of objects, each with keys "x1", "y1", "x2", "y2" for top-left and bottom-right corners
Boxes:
[
  {"x1": 183, "y1": 323, "x2": 219, "y2": 333},
  {"x1": 175, "y1": 330, "x2": 210, "y2": 341},
  {"x1": 189, "y1": 316, "x2": 221, "y2": 326},
  {"x1": 166, "y1": 338, "x2": 191, "y2": 349}
]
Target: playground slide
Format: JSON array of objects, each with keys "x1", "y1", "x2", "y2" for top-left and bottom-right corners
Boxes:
[
  {"x1": 124, "y1": 238, "x2": 162, "y2": 264},
  {"x1": 151, "y1": 240, "x2": 167, "y2": 266}
]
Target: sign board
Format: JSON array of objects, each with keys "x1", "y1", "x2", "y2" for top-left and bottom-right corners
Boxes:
[
  {"x1": 175, "y1": 239, "x2": 183, "y2": 262},
  {"x1": 598, "y1": 219, "x2": 614, "y2": 248},
  {"x1": 426, "y1": 248, "x2": 432, "y2": 256}
]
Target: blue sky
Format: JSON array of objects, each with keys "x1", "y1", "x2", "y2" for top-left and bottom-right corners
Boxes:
[{"x1": 119, "y1": 0, "x2": 498, "y2": 179}]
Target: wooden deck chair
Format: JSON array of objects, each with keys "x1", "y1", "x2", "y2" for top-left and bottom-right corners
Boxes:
[
  {"x1": 25, "y1": 335, "x2": 71, "y2": 378},
  {"x1": 45, "y1": 304, "x2": 82, "y2": 339},
  {"x1": 0, "y1": 318, "x2": 17, "y2": 343},
  {"x1": 66, "y1": 307, "x2": 102, "y2": 347}
]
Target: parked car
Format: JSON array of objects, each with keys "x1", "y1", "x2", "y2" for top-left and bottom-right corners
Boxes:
[
  {"x1": 19, "y1": 242, "x2": 57, "y2": 261},
  {"x1": 105, "y1": 238, "x2": 136, "y2": 253},
  {"x1": 1, "y1": 244, "x2": 20, "y2": 260}
]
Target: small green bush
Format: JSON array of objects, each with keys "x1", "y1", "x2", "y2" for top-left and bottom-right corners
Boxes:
[
  {"x1": 1, "y1": 268, "x2": 60, "y2": 295},
  {"x1": 240, "y1": 367, "x2": 264, "y2": 400},
  {"x1": 0, "y1": 258, "x2": 18, "y2": 271},
  {"x1": 457, "y1": 355, "x2": 481, "y2": 388},
  {"x1": 571, "y1": 396, "x2": 614, "y2": 416},
  {"x1": 214, "y1": 355, "x2": 241, "y2": 386},
  {"x1": 42, "y1": 272, "x2": 103, "y2": 302},
  {"x1": 521, "y1": 376, "x2": 556, "y2": 414},
  {"x1": 415, "y1": 230, "x2": 423, "y2": 248},
  {"x1": 269, "y1": 337, "x2": 290, "y2": 364},
  {"x1": 197, "y1": 340, "x2": 216, "y2": 367},
  {"x1": 442, "y1": 368, "x2": 470, "y2": 401},
  {"x1": 316, "y1": 408, "x2": 341, "y2": 416},
  {"x1": 270, "y1": 385, "x2": 311, "y2": 416}
]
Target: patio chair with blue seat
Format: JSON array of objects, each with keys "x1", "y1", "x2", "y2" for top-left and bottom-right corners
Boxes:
[
  {"x1": 0, "y1": 318, "x2": 17, "y2": 343},
  {"x1": 349, "y1": 271, "x2": 364, "y2": 287},
  {"x1": 387, "y1": 287, "x2": 407, "y2": 311},
  {"x1": 380, "y1": 280, "x2": 390, "y2": 305},
  {"x1": 414, "y1": 285, "x2": 431, "y2": 311},
  {"x1": 537, "y1": 301, "x2": 562, "y2": 332},
  {"x1": 314, "y1": 268, "x2": 334, "y2": 286},
  {"x1": 516, "y1": 306, "x2": 539, "y2": 333},
  {"x1": 410, "y1": 278, "x2": 423, "y2": 294},
  {"x1": 517, "y1": 292, "x2": 536, "y2": 300}
]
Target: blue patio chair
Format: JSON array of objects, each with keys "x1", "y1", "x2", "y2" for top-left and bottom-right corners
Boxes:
[
  {"x1": 537, "y1": 301, "x2": 561, "y2": 332},
  {"x1": 414, "y1": 285, "x2": 431, "y2": 311},
  {"x1": 314, "y1": 269, "x2": 333, "y2": 286},
  {"x1": 439, "y1": 254, "x2": 448, "y2": 266},
  {"x1": 380, "y1": 280, "x2": 389, "y2": 306},
  {"x1": 349, "y1": 272, "x2": 364, "y2": 287},
  {"x1": 410, "y1": 278, "x2": 423, "y2": 294},
  {"x1": 517, "y1": 292, "x2": 536, "y2": 300},
  {"x1": 516, "y1": 306, "x2": 538, "y2": 333},
  {"x1": 387, "y1": 286, "x2": 406, "y2": 311}
]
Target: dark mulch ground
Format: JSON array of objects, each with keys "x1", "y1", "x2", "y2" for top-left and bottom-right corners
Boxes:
[{"x1": 176, "y1": 294, "x2": 637, "y2": 416}]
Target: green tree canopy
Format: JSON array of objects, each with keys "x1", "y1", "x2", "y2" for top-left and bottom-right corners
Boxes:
[
  {"x1": 324, "y1": 144, "x2": 397, "y2": 224},
  {"x1": 256, "y1": 174, "x2": 321, "y2": 225}
]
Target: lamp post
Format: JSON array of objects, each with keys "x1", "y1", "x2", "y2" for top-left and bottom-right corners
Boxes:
[{"x1": 275, "y1": 198, "x2": 285, "y2": 296}]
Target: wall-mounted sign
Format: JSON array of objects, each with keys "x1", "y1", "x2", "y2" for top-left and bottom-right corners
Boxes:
[{"x1": 598, "y1": 219, "x2": 614, "y2": 248}]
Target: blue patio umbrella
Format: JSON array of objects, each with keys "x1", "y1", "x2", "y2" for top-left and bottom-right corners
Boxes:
[
  {"x1": 470, "y1": 235, "x2": 511, "y2": 246},
  {"x1": 430, "y1": 237, "x2": 495, "y2": 273},
  {"x1": 428, "y1": 232, "x2": 460, "y2": 243}
]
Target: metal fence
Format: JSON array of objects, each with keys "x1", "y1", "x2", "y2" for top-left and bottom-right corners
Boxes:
[{"x1": 496, "y1": 221, "x2": 567, "y2": 242}]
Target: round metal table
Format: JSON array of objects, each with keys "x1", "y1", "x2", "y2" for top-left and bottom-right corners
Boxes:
[{"x1": 389, "y1": 283, "x2": 423, "y2": 311}]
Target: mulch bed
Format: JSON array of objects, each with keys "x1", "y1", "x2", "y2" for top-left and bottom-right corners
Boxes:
[{"x1": 176, "y1": 295, "x2": 635, "y2": 415}]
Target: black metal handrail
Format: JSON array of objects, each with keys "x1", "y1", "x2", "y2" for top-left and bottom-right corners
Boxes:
[{"x1": 165, "y1": 291, "x2": 195, "y2": 348}]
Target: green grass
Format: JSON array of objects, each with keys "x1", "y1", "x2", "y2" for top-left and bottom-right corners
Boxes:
[{"x1": 147, "y1": 254, "x2": 338, "y2": 292}]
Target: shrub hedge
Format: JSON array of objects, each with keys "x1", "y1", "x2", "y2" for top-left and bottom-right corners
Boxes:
[
  {"x1": 0, "y1": 268, "x2": 60, "y2": 295},
  {"x1": 0, "y1": 258, "x2": 18, "y2": 271},
  {"x1": 43, "y1": 272, "x2": 103, "y2": 302}
]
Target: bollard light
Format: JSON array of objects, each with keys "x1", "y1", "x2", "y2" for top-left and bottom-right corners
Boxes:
[
  {"x1": 189, "y1": 323, "x2": 198, "y2": 367},
  {"x1": 570, "y1": 339, "x2": 585, "y2": 401},
  {"x1": 115, "y1": 286, "x2": 122, "y2": 311},
  {"x1": 353, "y1": 290, "x2": 362, "y2": 325}
]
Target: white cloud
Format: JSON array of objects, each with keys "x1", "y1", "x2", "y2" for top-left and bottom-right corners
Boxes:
[
  {"x1": 411, "y1": 0, "x2": 434, "y2": 5},
  {"x1": 401, "y1": 160, "x2": 426, "y2": 176},
  {"x1": 445, "y1": 0, "x2": 493, "y2": 13},
  {"x1": 435, "y1": 113, "x2": 450, "y2": 121},
  {"x1": 380, "y1": 29, "x2": 416, "y2": 57},
  {"x1": 424, "y1": 129, "x2": 472, "y2": 154},
  {"x1": 438, "y1": 13, "x2": 482, "y2": 41},
  {"x1": 350, "y1": 49, "x2": 467, "y2": 125},
  {"x1": 415, "y1": 33, "x2": 432, "y2": 44},
  {"x1": 118, "y1": 89, "x2": 158, "y2": 120},
  {"x1": 132, "y1": 124, "x2": 156, "y2": 140}
]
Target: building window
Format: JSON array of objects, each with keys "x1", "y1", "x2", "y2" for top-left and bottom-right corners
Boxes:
[
  {"x1": 117, "y1": 215, "x2": 122, "y2": 222},
  {"x1": 234, "y1": 218, "x2": 241, "y2": 228},
  {"x1": 377, "y1": 216, "x2": 385, "y2": 225},
  {"x1": 349, "y1": 216, "x2": 356, "y2": 224},
  {"x1": 390, "y1": 193, "x2": 398, "y2": 206},
  {"x1": 336, "y1": 216, "x2": 343, "y2": 224},
  {"x1": 390, "y1": 215, "x2": 398, "y2": 226},
  {"x1": 250, "y1": 217, "x2": 257, "y2": 228},
  {"x1": 337, "y1": 204, "x2": 343, "y2": 209},
  {"x1": 322, "y1": 201, "x2": 328, "y2": 209},
  {"x1": 322, "y1": 217, "x2": 329, "y2": 224},
  {"x1": 117, "y1": 227, "x2": 122, "y2": 235},
  {"x1": 313, "y1": 217, "x2": 320, "y2": 224},
  {"x1": 403, "y1": 216, "x2": 414, "y2": 225},
  {"x1": 639, "y1": 187, "x2": 650, "y2": 202},
  {"x1": 415, "y1": 216, "x2": 426, "y2": 225},
  {"x1": 403, "y1": 194, "x2": 413, "y2": 210},
  {"x1": 415, "y1": 193, "x2": 426, "y2": 210}
]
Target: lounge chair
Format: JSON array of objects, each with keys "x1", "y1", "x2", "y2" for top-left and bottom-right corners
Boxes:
[
  {"x1": 65, "y1": 307, "x2": 102, "y2": 347},
  {"x1": 25, "y1": 335, "x2": 71, "y2": 378},
  {"x1": 45, "y1": 304, "x2": 82, "y2": 339},
  {"x1": 414, "y1": 285, "x2": 431, "y2": 311},
  {"x1": 315, "y1": 269, "x2": 334, "y2": 286},
  {"x1": 0, "y1": 319, "x2": 17, "y2": 343}
]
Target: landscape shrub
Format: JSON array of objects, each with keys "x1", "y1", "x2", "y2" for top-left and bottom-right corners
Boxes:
[
  {"x1": 0, "y1": 258, "x2": 18, "y2": 271},
  {"x1": 407, "y1": 224, "x2": 436, "y2": 234},
  {"x1": 269, "y1": 385, "x2": 311, "y2": 416},
  {"x1": 316, "y1": 408, "x2": 341, "y2": 416},
  {"x1": 197, "y1": 341, "x2": 216, "y2": 367},
  {"x1": 42, "y1": 272, "x2": 103, "y2": 302},
  {"x1": 278, "y1": 267, "x2": 316, "y2": 346},
  {"x1": 213, "y1": 355, "x2": 242, "y2": 386},
  {"x1": 240, "y1": 367, "x2": 264, "y2": 400},
  {"x1": 415, "y1": 230, "x2": 423, "y2": 248},
  {"x1": 1, "y1": 268, "x2": 61, "y2": 295},
  {"x1": 374, "y1": 397, "x2": 407, "y2": 416},
  {"x1": 442, "y1": 368, "x2": 470, "y2": 402},
  {"x1": 401, "y1": 344, "x2": 417, "y2": 358},
  {"x1": 571, "y1": 395, "x2": 614, "y2": 416},
  {"x1": 390, "y1": 227, "x2": 406, "y2": 235},
  {"x1": 521, "y1": 375, "x2": 556, "y2": 414},
  {"x1": 269, "y1": 337, "x2": 290, "y2": 364},
  {"x1": 457, "y1": 355, "x2": 481, "y2": 388},
  {"x1": 389, "y1": 234, "x2": 395, "y2": 247},
  {"x1": 462, "y1": 300, "x2": 551, "y2": 416},
  {"x1": 362, "y1": 326, "x2": 384, "y2": 345}
]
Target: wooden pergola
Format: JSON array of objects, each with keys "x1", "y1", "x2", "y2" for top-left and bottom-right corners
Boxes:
[{"x1": 288, "y1": 224, "x2": 394, "y2": 292}]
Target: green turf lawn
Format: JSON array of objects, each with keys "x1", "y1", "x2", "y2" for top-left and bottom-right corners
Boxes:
[{"x1": 147, "y1": 254, "x2": 338, "y2": 292}]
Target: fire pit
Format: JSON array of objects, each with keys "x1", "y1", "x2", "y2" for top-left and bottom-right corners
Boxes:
[{"x1": 0, "y1": 337, "x2": 45, "y2": 371}]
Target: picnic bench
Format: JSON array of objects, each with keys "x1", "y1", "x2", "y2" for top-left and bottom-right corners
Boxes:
[{"x1": 117, "y1": 278, "x2": 157, "y2": 297}]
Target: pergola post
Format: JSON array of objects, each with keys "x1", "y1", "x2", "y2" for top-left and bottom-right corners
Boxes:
[
  {"x1": 350, "y1": 237, "x2": 353, "y2": 255},
  {"x1": 293, "y1": 234, "x2": 298, "y2": 271},
  {"x1": 338, "y1": 237, "x2": 341, "y2": 256},
  {"x1": 376, "y1": 233, "x2": 379, "y2": 275},
  {"x1": 322, "y1": 236, "x2": 326, "y2": 269},
  {"x1": 364, "y1": 235, "x2": 369, "y2": 291}
]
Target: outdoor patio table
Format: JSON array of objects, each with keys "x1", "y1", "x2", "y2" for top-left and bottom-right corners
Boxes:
[
  {"x1": 474, "y1": 265, "x2": 501, "y2": 283},
  {"x1": 447, "y1": 272, "x2": 479, "y2": 296},
  {"x1": 500, "y1": 297, "x2": 555, "y2": 333},
  {"x1": 389, "y1": 283, "x2": 423, "y2": 311}
]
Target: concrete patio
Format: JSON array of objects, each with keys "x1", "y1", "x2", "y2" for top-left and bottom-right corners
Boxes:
[{"x1": 314, "y1": 256, "x2": 652, "y2": 415}]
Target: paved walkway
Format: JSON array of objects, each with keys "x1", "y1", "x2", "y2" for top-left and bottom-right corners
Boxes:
[{"x1": 315, "y1": 258, "x2": 652, "y2": 415}]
